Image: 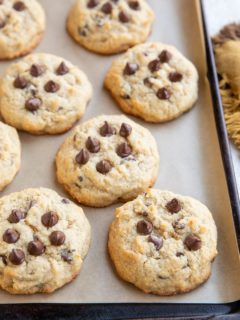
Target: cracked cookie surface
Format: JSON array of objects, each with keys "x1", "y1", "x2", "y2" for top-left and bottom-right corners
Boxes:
[
  {"x1": 0, "y1": 121, "x2": 21, "y2": 191},
  {"x1": 0, "y1": 188, "x2": 91, "y2": 294},
  {"x1": 0, "y1": 53, "x2": 92, "y2": 134},
  {"x1": 108, "y1": 189, "x2": 217, "y2": 295},
  {"x1": 0, "y1": 0, "x2": 45, "y2": 60},
  {"x1": 56, "y1": 114, "x2": 159, "y2": 207},
  {"x1": 105, "y1": 42, "x2": 199, "y2": 122},
  {"x1": 67, "y1": 0, "x2": 154, "y2": 54}
]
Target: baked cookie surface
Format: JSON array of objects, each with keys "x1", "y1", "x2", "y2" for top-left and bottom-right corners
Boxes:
[
  {"x1": 56, "y1": 115, "x2": 159, "y2": 207},
  {"x1": 0, "y1": 188, "x2": 91, "y2": 294},
  {"x1": 0, "y1": 0, "x2": 45, "y2": 60},
  {"x1": 0, "y1": 53, "x2": 92, "y2": 134},
  {"x1": 67, "y1": 0, "x2": 154, "y2": 54},
  {"x1": 108, "y1": 189, "x2": 217, "y2": 295},
  {"x1": 0, "y1": 121, "x2": 21, "y2": 191},
  {"x1": 105, "y1": 42, "x2": 199, "y2": 122}
]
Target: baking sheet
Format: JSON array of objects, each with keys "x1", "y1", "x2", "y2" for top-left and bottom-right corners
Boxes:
[{"x1": 0, "y1": 0, "x2": 239, "y2": 304}]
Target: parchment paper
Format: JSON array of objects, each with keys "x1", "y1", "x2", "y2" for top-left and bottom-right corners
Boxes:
[{"x1": 0, "y1": 0, "x2": 239, "y2": 304}]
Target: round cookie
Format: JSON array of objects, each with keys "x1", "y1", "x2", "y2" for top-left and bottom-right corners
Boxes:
[
  {"x1": 0, "y1": 188, "x2": 91, "y2": 294},
  {"x1": 67, "y1": 0, "x2": 155, "y2": 55},
  {"x1": 104, "y1": 42, "x2": 199, "y2": 122},
  {"x1": 0, "y1": 0, "x2": 45, "y2": 60},
  {"x1": 108, "y1": 189, "x2": 218, "y2": 295},
  {"x1": 0, "y1": 53, "x2": 92, "y2": 134},
  {"x1": 0, "y1": 121, "x2": 21, "y2": 191},
  {"x1": 56, "y1": 115, "x2": 159, "y2": 207}
]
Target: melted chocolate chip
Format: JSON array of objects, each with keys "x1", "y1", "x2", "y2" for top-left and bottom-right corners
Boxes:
[
  {"x1": 156, "y1": 87, "x2": 171, "y2": 100},
  {"x1": 61, "y1": 249, "x2": 73, "y2": 263},
  {"x1": 49, "y1": 231, "x2": 65, "y2": 246},
  {"x1": 148, "y1": 234, "x2": 163, "y2": 250},
  {"x1": 119, "y1": 123, "x2": 132, "y2": 137},
  {"x1": 96, "y1": 160, "x2": 112, "y2": 174},
  {"x1": 0, "y1": 255, "x2": 7, "y2": 265},
  {"x1": 159, "y1": 50, "x2": 172, "y2": 63},
  {"x1": 101, "y1": 2, "x2": 112, "y2": 14},
  {"x1": 128, "y1": 0, "x2": 140, "y2": 10},
  {"x1": 41, "y1": 212, "x2": 59, "y2": 228},
  {"x1": 30, "y1": 64, "x2": 45, "y2": 77},
  {"x1": 8, "y1": 209, "x2": 25, "y2": 224},
  {"x1": 166, "y1": 198, "x2": 181, "y2": 213},
  {"x1": 87, "y1": 0, "x2": 99, "y2": 8},
  {"x1": 13, "y1": 1, "x2": 26, "y2": 11},
  {"x1": 100, "y1": 121, "x2": 116, "y2": 137},
  {"x1": 143, "y1": 77, "x2": 153, "y2": 88},
  {"x1": 62, "y1": 198, "x2": 70, "y2": 204},
  {"x1": 119, "y1": 11, "x2": 130, "y2": 23},
  {"x1": 176, "y1": 252, "x2": 184, "y2": 257},
  {"x1": 3, "y1": 229, "x2": 20, "y2": 244},
  {"x1": 169, "y1": 72, "x2": 183, "y2": 82},
  {"x1": 9, "y1": 249, "x2": 25, "y2": 265},
  {"x1": 116, "y1": 142, "x2": 132, "y2": 158},
  {"x1": 148, "y1": 59, "x2": 161, "y2": 72},
  {"x1": 184, "y1": 234, "x2": 201, "y2": 251},
  {"x1": 86, "y1": 137, "x2": 100, "y2": 153},
  {"x1": 13, "y1": 76, "x2": 28, "y2": 89},
  {"x1": 75, "y1": 149, "x2": 90, "y2": 165},
  {"x1": 28, "y1": 240, "x2": 45, "y2": 256},
  {"x1": 136, "y1": 220, "x2": 153, "y2": 235},
  {"x1": 123, "y1": 62, "x2": 139, "y2": 75},
  {"x1": 25, "y1": 97, "x2": 41, "y2": 112},
  {"x1": 56, "y1": 62, "x2": 69, "y2": 76},
  {"x1": 44, "y1": 80, "x2": 60, "y2": 93}
]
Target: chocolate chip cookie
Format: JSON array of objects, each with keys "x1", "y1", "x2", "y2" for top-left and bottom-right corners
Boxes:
[
  {"x1": 67, "y1": 0, "x2": 154, "y2": 54},
  {"x1": 105, "y1": 42, "x2": 199, "y2": 122},
  {"x1": 56, "y1": 115, "x2": 159, "y2": 207},
  {"x1": 0, "y1": 121, "x2": 21, "y2": 191},
  {"x1": 0, "y1": 0, "x2": 45, "y2": 60},
  {"x1": 108, "y1": 189, "x2": 217, "y2": 295},
  {"x1": 0, "y1": 53, "x2": 92, "y2": 134},
  {"x1": 0, "y1": 188, "x2": 91, "y2": 294}
]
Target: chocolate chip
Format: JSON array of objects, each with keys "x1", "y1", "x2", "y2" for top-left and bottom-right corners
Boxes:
[
  {"x1": 44, "y1": 80, "x2": 60, "y2": 93},
  {"x1": 176, "y1": 252, "x2": 184, "y2": 257},
  {"x1": 79, "y1": 27, "x2": 87, "y2": 36},
  {"x1": 49, "y1": 231, "x2": 65, "y2": 246},
  {"x1": 9, "y1": 249, "x2": 25, "y2": 265},
  {"x1": 166, "y1": 198, "x2": 181, "y2": 213},
  {"x1": 159, "y1": 50, "x2": 172, "y2": 63},
  {"x1": 143, "y1": 77, "x2": 153, "y2": 88},
  {"x1": 25, "y1": 97, "x2": 42, "y2": 112},
  {"x1": 119, "y1": 123, "x2": 132, "y2": 137},
  {"x1": 96, "y1": 160, "x2": 112, "y2": 174},
  {"x1": 0, "y1": 19, "x2": 6, "y2": 28},
  {"x1": 148, "y1": 234, "x2": 163, "y2": 250},
  {"x1": 116, "y1": 142, "x2": 132, "y2": 158},
  {"x1": 61, "y1": 249, "x2": 73, "y2": 263},
  {"x1": 86, "y1": 137, "x2": 100, "y2": 153},
  {"x1": 13, "y1": 76, "x2": 28, "y2": 89},
  {"x1": 62, "y1": 198, "x2": 70, "y2": 204},
  {"x1": 79, "y1": 176, "x2": 83, "y2": 182},
  {"x1": 184, "y1": 234, "x2": 201, "y2": 251},
  {"x1": 101, "y1": 2, "x2": 112, "y2": 14},
  {"x1": 0, "y1": 255, "x2": 7, "y2": 265},
  {"x1": 75, "y1": 149, "x2": 90, "y2": 165},
  {"x1": 87, "y1": 0, "x2": 98, "y2": 8},
  {"x1": 100, "y1": 121, "x2": 116, "y2": 137},
  {"x1": 13, "y1": 1, "x2": 26, "y2": 11},
  {"x1": 41, "y1": 211, "x2": 59, "y2": 228},
  {"x1": 156, "y1": 87, "x2": 171, "y2": 100},
  {"x1": 173, "y1": 221, "x2": 185, "y2": 229},
  {"x1": 121, "y1": 94, "x2": 130, "y2": 99},
  {"x1": 169, "y1": 72, "x2": 183, "y2": 82},
  {"x1": 136, "y1": 220, "x2": 153, "y2": 235},
  {"x1": 128, "y1": 0, "x2": 140, "y2": 10},
  {"x1": 28, "y1": 240, "x2": 45, "y2": 256},
  {"x1": 148, "y1": 59, "x2": 161, "y2": 72},
  {"x1": 123, "y1": 62, "x2": 139, "y2": 75},
  {"x1": 0, "y1": 1, "x2": 3, "y2": 4},
  {"x1": 3, "y1": 229, "x2": 20, "y2": 244},
  {"x1": 8, "y1": 209, "x2": 25, "y2": 224},
  {"x1": 30, "y1": 64, "x2": 44, "y2": 77},
  {"x1": 56, "y1": 62, "x2": 69, "y2": 76},
  {"x1": 119, "y1": 11, "x2": 130, "y2": 23}
]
